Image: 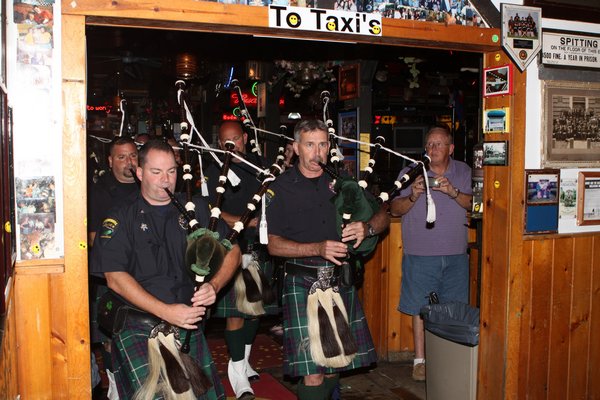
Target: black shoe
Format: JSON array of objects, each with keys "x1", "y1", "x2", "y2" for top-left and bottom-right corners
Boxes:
[{"x1": 238, "y1": 391, "x2": 255, "y2": 400}]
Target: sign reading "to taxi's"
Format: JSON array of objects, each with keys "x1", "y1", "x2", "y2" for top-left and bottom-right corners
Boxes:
[{"x1": 268, "y1": 5, "x2": 382, "y2": 37}]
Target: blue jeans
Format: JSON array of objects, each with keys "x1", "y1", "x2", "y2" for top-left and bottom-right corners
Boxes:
[{"x1": 398, "y1": 254, "x2": 469, "y2": 315}]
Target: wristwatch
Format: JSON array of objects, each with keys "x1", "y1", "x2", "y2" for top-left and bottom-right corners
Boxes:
[{"x1": 366, "y1": 222, "x2": 376, "y2": 238}]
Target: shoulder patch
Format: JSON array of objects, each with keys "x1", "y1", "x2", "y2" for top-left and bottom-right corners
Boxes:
[
  {"x1": 264, "y1": 189, "x2": 275, "y2": 207},
  {"x1": 100, "y1": 218, "x2": 118, "y2": 240}
]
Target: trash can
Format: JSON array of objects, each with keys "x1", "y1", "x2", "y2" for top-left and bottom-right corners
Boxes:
[{"x1": 420, "y1": 302, "x2": 479, "y2": 400}]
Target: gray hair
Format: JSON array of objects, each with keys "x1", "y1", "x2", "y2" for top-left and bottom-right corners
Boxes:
[{"x1": 293, "y1": 119, "x2": 328, "y2": 142}]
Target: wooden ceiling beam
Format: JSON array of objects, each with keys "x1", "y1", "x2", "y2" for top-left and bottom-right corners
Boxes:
[{"x1": 64, "y1": 0, "x2": 500, "y2": 53}]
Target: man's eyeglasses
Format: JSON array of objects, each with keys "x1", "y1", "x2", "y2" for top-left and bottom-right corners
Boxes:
[{"x1": 425, "y1": 142, "x2": 450, "y2": 149}]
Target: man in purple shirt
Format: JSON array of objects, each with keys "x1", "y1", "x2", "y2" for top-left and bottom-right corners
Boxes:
[{"x1": 390, "y1": 125, "x2": 472, "y2": 382}]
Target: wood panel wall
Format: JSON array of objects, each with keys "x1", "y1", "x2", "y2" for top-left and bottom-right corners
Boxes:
[
  {"x1": 363, "y1": 219, "x2": 415, "y2": 359},
  {"x1": 10, "y1": 14, "x2": 91, "y2": 399},
  {"x1": 0, "y1": 278, "x2": 18, "y2": 399},
  {"x1": 511, "y1": 237, "x2": 600, "y2": 399},
  {"x1": 477, "y1": 49, "x2": 600, "y2": 399}
]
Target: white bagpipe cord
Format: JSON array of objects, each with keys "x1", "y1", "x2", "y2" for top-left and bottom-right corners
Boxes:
[
  {"x1": 197, "y1": 152, "x2": 209, "y2": 197},
  {"x1": 259, "y1": 193, "x2": 268, "y2": 245},
  {"x1": 423, "y1": 167, "x2": 436, "y2": 223},
  {"x1": 119, "y1": 98, "x2": 126, "y2": 137},
  {"x1": 321, "y1": 91, "x2": 343, "y2": 169},
  {"x1": 177, "y1": 84, "x2": 241, "y2": 187}
]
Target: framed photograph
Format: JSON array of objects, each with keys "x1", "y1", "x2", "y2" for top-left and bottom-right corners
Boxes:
[
  {"x1": 482, "y1": 141, "x2": 508, "y2": 166},
  {"x1": 576, "y1": 171, "x2": 600, "y2": 226},
  {"x1": 483, "y1": 65, "x2": 512, "y2": 97},
  {"x1": 501, "y1": 4, "x2": 542, "y2": 71},
  {"x1": 526, "y1": 169, "x2": 559, "y2": 205},
  {"x1": 483, "y1": 107, "x2": 510, "y2": 133},
  {"x1": 338, "y1": 64, "x2": 359, "y2": 101},
  {"x1": 542, "y1": 80, "x2": 600, "y2": 168},
  {"x1": 338, "y1": 109, "x2": 359, "y2": 177}
]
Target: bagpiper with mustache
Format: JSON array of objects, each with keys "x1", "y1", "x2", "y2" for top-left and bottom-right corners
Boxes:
[{"x1": 264, "y1": 119, "x2": 390, "y2": 400}]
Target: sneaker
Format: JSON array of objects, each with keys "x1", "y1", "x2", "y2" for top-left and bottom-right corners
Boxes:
[{"x1": 412, "y1": 362, "x2": 426, "y2": 381}]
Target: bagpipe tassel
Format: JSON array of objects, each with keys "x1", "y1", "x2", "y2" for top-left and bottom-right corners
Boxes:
[{"x1": 426, "y1": 193, "x2": 436, "y2": 224}]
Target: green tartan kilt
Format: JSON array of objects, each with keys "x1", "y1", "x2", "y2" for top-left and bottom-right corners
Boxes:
[
  {"x1": 211, "y1": 258, "x2": 281, "y2": 319},
  {"x1": 111, "y1": 316, "x2": 225, "y2": 400},
  {"x1": 282, "y1": 273, "x2": 377, "y2": 377}
]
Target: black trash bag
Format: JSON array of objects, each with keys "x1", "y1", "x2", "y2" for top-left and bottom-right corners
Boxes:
[{"x1": 420, "y1": 302, "x2": 480, "y2": 347}]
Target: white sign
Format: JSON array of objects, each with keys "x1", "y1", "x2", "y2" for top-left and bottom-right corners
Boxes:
[
  {"x1": 541, "y1": 32, "x2": 600, "y2": 69},
  {"x1": 269, "y1": 5, "x2": 382, "y2": 37}
]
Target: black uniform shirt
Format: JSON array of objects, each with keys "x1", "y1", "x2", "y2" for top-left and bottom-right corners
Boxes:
[
  {"x1": 265, "y1": 165, "x2": 339, "y2": 263},
  {"x1": 90, "y1": 192, "x2": 230, "y2": 305},
  {"x1": 88, "y1": 173, "x2": 138, "y2": 234},
  {"x1": 204, "y1": 155, "x2": 267, "y2": 251}
]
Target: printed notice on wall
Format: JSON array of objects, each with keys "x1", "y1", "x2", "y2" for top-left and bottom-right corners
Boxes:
[{"x1": 541, "y1": 32, "x2": 600, "y2": 69}]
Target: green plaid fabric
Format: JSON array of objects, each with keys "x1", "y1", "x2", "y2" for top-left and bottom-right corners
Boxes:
[
  {"x1": 281, "y1": 272, "x2": 377, "y2": 377},
  {"x1": 211, "y1": 259, "x2": 280, "y2": 318},
  {"x1": 111, "y1": 317, "x2": 225, "y2": 399}
]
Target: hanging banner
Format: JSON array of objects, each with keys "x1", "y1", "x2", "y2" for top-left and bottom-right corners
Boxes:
[
  {"x1": 501, "y1": 4, "x2": 542, "y2": 72},
  {"x1": 269, "y1": 5, "x2": 382, "y2": 37},
  {"x1": 541, "y1": 32, "x2": 600, "y2": 69}
]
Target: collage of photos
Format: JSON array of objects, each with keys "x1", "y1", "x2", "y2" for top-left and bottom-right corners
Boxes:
[
  {"x1": 14, "y1": 1, "x2": 54, "y2": 91},
  {"x1": 219, "y1": 0, "x2": 486, "y2": 27},
  {"x1": 15, "y1": 176, "x2": 57, "y2": 260}
]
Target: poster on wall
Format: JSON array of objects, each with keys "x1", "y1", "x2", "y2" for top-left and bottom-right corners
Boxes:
[
  {"x1": 501, "y1": 4, "x2": 542, "y2": 71},
  {"x1": 338, "y1": 109, "x2": 359, "y2": 177},
  {"x1": 559, "y1": 177, "x2": 577, "y2": 220},
  {"x1": 524, "y1": 169, "x2": 560, "y2": 234},
  {"x1": 12, "y1": 0, "x2": 63, "y2": 260},
  {"x1": 15, "y1": 176, "x2": 59, "y2": 259},
  {"x1": 576, "y1": 171, "x2": 600, "y2": 226}
]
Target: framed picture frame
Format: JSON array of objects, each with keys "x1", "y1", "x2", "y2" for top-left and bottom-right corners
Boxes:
[
  {"x1": 483, "y1": 65, "x2": 512, "y2": 97},
  {"x1": 338, "y1": 64, "x2": 359, "y2": 101},
  {"x1": 482, "y1": 141, "x2": 508, "y2": 166},
  {"x1": 338, "y1": 109, "x2": 359, "y2": 177},
  {"x1": 483, "y1": 107, "x2": 510, "y2": 133},
  {"x1": 542, "y1": 80, "x2": 600, "y2": 168},
  {"x1": 525, "y1": 169, "x2": 559, "y2": 205},
  {"x1": 501, "y1": 3, "x2": 542, "y2": 71},
  {"x1": 576, "y1": 171, "x2": 600, "y2": 226}
]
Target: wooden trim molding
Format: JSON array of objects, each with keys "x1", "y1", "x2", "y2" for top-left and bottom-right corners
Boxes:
[
  {"x1": 14, "y1": 259, "x2": 64, "y2": 275},
  {"x1": 62, "y1": 0, "x2": 500, "y2": 52}
]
